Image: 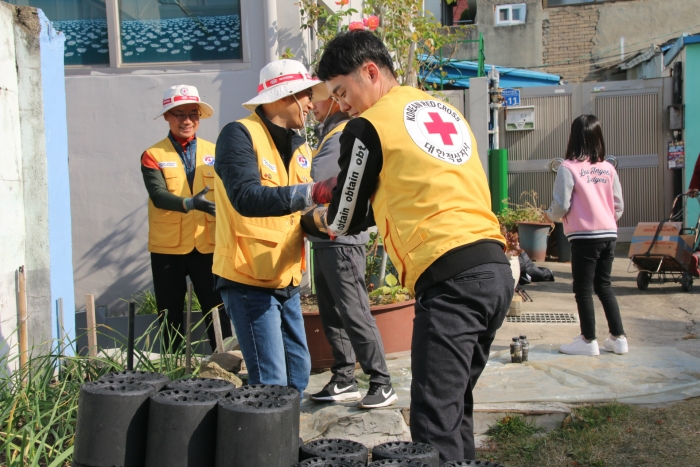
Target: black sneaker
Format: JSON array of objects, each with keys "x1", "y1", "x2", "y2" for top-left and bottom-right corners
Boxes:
[
  {"x1": 310, "y1": 380, "x2": 361, "y2": 402},
  {"x1": 358, "y1": 382, "x2": 398, "y2": 409}
]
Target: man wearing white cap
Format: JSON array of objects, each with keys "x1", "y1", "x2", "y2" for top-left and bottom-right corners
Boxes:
[
  {"x1": 141, "y1": 84, "x2": 232, "y2": 350},
  {"x1": 213, "y1": 60, "x2": 334, "y2": 392}
]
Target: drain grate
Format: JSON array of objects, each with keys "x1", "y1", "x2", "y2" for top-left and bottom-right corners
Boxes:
[{"x1": 506, "y1": 313, "x2": 578, "y2": 324}]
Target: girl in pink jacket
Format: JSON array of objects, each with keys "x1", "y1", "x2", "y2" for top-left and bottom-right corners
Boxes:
[{"x1": 546, "y1": 115, "x2": 627, "y2": 356}]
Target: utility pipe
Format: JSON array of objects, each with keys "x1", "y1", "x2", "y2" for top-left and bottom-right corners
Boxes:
[
  {"x1": 488, "y1": 67, "x2": 501, "y2": 150},
  {"x1": 263, "y1": 0, "x2": 279, "y2": 63}
]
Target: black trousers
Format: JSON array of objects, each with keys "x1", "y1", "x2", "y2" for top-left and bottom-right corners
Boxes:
[
  {"x1": 570, "y1": 240, "x2": 625, "y2": 340},
  {"x1": 410, "y1": 262, "x2": 514, "y2": 464},
  {"x1": 313, "y1": 246, "x2": 391, "y2": 385},
  {"x1": 150, "y1": 250, "x2": 232, "y2": 350}
]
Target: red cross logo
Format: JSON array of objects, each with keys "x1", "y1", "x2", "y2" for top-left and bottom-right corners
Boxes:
[{"x1": 423, "y1": 112, "x2": 458, "y2": 145}]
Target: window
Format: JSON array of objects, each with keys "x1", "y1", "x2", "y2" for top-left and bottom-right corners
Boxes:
[
  {"x1": 6, "y1": 0, "x2": 110, "y2": 66},
  {"x1": 495, "y1": 4, "x2": 526, "y2": 26},
  {"x1": 118, "y1": 0, "x2": 242, "y2": 64},
  {"x1": 6, "y1": 0, "x2": 244, "y2": 68},
  {"x1": 544, "y1": 0, "x2": 633, "y2": 6}
]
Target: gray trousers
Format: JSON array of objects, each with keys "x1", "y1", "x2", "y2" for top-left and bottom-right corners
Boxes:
[{"x1": 312, "y1": 245, "x2": 391, "y2": 385}]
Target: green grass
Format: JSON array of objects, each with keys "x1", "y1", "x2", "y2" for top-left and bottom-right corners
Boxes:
[
  {"x1": 479, "y1": 402, "x2": 641, "y2": 467},
  {"x1": 129, "y1": 289, "x2": 202, "y2": 315},
  {"x1": 0, "y1": 316, "x2": 211, "y2": 466},
  {"x1": 485, "y1": 413, "x2": 544, "y2": 441}
]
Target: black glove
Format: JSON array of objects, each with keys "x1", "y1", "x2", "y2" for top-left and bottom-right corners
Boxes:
[
  {"x1": 192, "y1": 186, "x2": 216, "y2": 217},
  {"x1": 301, "y1": 205, "x2": 330, "y2": 239}
]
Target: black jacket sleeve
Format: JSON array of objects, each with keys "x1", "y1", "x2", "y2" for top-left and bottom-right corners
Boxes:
[
  {"x1": 326, "y1": 117, "x2": 383, "y2": 236},
  {"x1": 140, "y1": 154, "x2": 188, "y2": 213},
  {"x1": 214, "y1": 122, "x2": 313, "y2": 217}
]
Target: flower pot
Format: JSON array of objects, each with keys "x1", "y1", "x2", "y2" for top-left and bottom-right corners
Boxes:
[
  {"x1": 517, "y1": 222, "x2": 552, "y2": 262},
  {"x1": 303, "y1": 299, "x2": 416, "y2": 371}
]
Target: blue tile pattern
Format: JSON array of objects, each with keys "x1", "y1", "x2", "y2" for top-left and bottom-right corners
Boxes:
[{"x1": 120, "y1": 15, "x2": 241, "y2": 63}]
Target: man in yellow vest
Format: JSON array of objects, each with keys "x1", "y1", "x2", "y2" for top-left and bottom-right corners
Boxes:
[
  {"x1": 307, "y1": 32, "x2": 515, "y2": 463},
  {"x1": 141, "y1": 84, "x2": 232, "y2": 350},
  {"x1": 213, "y1": 60, "x2": 334, "y2": 392},
  {"x1": 307, "y1": 97, "x2": 396, "y2": 408}
]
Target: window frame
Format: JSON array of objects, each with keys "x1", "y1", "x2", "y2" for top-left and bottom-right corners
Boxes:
[
  {"x1": 494, "y1": 4, "x2": 527, "y2": 27},
  {"x1": 542, "y1": 0, "x2": 635, "y2": 8},
  {"x1": 64, "y1": 0, "x2": 250, "y2": 75}
]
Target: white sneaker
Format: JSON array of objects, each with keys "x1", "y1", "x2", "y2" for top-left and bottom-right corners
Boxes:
[
  {"x1": 603, "y1": 335, "x2": 628, "y2": 355},
  {"x1": 559, "y1": 335, "x2": 600, "y2": 356}
]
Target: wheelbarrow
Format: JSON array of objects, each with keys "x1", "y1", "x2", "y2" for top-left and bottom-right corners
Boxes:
[{"x1": 628, "y1": 193, "x2": 700, "y2": 292}]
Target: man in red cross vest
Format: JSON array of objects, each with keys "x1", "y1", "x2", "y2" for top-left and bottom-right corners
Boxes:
[{"x1": 303, "y1": 31, "x2": 515, "y2": 463}]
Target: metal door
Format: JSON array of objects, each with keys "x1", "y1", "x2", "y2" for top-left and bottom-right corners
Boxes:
[
  {"x1": 582, "y1": 78, "x2": 670, "y2": 241},
  {"x1": 504, "y1": 85, "x2": 579, "y2": 213},
  {"x1": 504, "y1": 79, "x2": 670, "y2": 241}
]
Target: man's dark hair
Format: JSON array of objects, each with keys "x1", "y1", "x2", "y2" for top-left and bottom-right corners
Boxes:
[
  {"x1": 565, "y1": 114, "x2": 606, "y2": 164},
  {"x1": 316, "y1": 31, "x2": 395, "y2": 81}
]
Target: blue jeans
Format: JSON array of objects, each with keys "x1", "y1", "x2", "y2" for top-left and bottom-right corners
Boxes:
[{"x1": 220, "y1": 284, "x2": 311, "y2": 393}]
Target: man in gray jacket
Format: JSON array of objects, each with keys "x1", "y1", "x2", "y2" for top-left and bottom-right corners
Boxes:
[{"x1": 308, "y1": 97, "x2": 397, "y2": 409}]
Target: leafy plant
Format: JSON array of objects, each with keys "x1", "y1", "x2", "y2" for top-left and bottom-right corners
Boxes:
[
  {"x1": 298, "y1": 0, "x2": 472, "y2": 90},
  {"x1": 500, "y1": 224, "x2": 523, "y2": 257},
  {"x1": 364, "y1": 231, "x2": 398, "y2": 292},
  {"x1": 128, "y1": 289, "x2": 201, "y2": 315},
  {"x1": 369, "y1": 273, "x2": 410, "y2": 305},
  {"x1": 497, "y1": 190, "x2": 549, "y2": 233}
]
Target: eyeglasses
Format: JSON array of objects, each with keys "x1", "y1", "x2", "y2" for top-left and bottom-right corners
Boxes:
[
  {"x1": 294, "y1": 89, "x2": 313, "y2": 101},
  {"x1": 169, "y1": 110, "x2": 201, "y2": 121}
]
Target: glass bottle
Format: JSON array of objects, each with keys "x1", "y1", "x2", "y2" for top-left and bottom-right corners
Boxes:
[
  {"x1": 510, "y1": 337, "x2": 522, "y2": 364},
  {"x1": 519, "y1": 335, "x2": 529, "y2": 362}
]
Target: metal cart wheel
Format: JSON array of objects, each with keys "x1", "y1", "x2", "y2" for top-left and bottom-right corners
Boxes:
[
  {"x1": 637, "y1": 271, "x2": 651, "y2": 290},
  {"x1": 681, "y1": 272, "x2": 693, "y2": 292}
]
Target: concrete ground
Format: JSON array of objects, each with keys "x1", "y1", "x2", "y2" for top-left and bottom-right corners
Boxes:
[
  {"x1": 496, "y1": 243, "x2": 700, "y2": 358},
  {"x1": 300, "y1": 243, "x2": 700, "y2": 448}
]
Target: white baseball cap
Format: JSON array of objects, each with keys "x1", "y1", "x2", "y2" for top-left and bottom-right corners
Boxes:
[
  {"x1": 154, "y1": 85, "x2": 214, "y2": 120},
  {"x1": 243, "y1": 59, "x2": 329, "y2": 112}
]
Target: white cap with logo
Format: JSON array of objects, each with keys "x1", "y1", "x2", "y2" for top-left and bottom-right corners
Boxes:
[
  {"x1": 243, "y1": 59, "x2": 329, "y2": 111},
  {"x1": 154, "y1": 85, "x2": 214, "y2": 120}
]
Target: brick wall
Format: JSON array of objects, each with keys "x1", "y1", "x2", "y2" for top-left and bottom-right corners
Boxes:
[{"x1": 542, "y1": 5, "x2": 603, "y2": 83}]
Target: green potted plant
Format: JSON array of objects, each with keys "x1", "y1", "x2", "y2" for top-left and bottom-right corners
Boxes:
[{"x1": 498, "y1": 190, "x2": 552, "y2": 262}]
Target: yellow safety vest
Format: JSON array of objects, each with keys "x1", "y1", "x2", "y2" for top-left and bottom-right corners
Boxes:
[
  {"x1": 147, "y1": 137, "x2": 217, "y2": 255},
  {"x1": 313, "y1": 121, "x2": 347, "y2": 158},
  {"x1": 213, "y1": 113, "x2": 313, "y2": 288},
  {"x1": 360, "y1": 86, "x2": 505, "y2": 294}
]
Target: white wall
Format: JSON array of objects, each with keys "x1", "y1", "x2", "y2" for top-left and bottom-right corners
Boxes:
[
  {"x1": 0, "y1": 3, "x2": 58, "y2": 364},
  {"x1": 0, "y1": 3, "x2": 28, "y2": 364}
]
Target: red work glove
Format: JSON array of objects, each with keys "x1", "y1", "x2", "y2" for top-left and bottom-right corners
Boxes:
[{"x1": 311, "y1": 176, "x2": 337, "y2": 205}]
